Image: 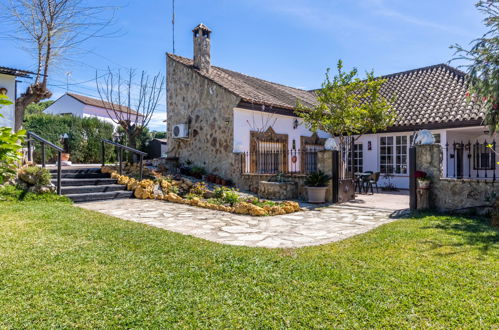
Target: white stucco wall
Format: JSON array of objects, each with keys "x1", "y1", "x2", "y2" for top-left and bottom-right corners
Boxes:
[
  {"x1": 354, "y1": 129, "x2": 446, "y2": 189},
  {"x1": 445, "y1": 126, "x2": 498, "y2": 180},
  {"x1": 233, "y1": 107, "x2": 330, "y2": 152},
  {"x1": 44, "y1": 94, "x2": 85, "y2": 116},
  {"x1": 233, "y1": 107, "x2": 491, "y2": 189},
  {"x1": 0, "y1": 74, "x2": 17, "y2": 128},
  {"x1": 45, "y1": 94, "x2": 143, "y2": 129}
]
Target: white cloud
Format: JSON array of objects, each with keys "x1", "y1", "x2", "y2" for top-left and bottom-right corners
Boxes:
[{"x1": 147, "y1": 110, "x2": 167, "y2": 131}]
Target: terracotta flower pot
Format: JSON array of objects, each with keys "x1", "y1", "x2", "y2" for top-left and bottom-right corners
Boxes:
[
  {"x1": 61, "y1": 153, "x2": 70, "y2": 162},
  {"x1": 306, "y1": 186, "x2": 328, "y2": 203}
]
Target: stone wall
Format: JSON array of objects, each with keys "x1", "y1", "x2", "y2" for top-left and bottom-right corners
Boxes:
[
  {"x1": 239, "y1": 174, "x2": 308, "y2": 200},
  {"x1": 258, "y1": 181, "x2": 298, "y2": 200},
  {"x1": 166, "y1": 57, "x2": 241, "y2": 181},
  {"x1": 316, "y1": 150, "x2": 355, "y2": 203},
  {"x1": 415, "y1": 144, "x2": 499, "y2": 213},
  {"x1": 317, "y1": 150, "x2": 333, "y2": 203}
]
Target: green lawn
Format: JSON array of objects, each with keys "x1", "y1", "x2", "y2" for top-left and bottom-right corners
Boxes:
[{"x1": 0, "y1": 201, "x2": 497, "y2": 328}]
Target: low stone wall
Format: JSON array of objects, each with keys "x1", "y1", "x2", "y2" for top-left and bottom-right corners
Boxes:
[
  {"x1": 238, "y1": 174, "x2": 308, "y2": 200},
  {"x1": 258, "y1": 181, "x2": 298, "y2": 200},
  {"x1": 416, "y1": 144, "x2": 499, "y2": 213}
]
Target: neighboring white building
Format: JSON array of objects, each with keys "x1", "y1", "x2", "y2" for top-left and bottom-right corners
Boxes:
[
  {"x1": 0, "y1": 66, "x2": 33, "y2": 128},
  {"x1": 45, "y1": 93, "x2": 144, "y2": 128}
]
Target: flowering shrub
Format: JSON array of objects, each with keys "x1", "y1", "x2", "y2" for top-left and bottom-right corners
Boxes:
[{"x1": 414, "y1": 171, "x2": 427, "y2": 179}]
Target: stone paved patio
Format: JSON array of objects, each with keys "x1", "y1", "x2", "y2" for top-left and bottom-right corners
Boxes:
[{"x1": 78, "y1": 199, "x2": 399, "y2": 248}]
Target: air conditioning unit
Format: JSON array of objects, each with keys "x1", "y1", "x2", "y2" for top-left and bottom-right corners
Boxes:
[{"x1": 172, "y1": 124, "x2": 189, "y2": 139}]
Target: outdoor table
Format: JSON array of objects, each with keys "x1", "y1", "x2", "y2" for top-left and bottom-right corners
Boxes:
[{"x1": 354, "y1": 172, "x2": 372, "y2": 194}]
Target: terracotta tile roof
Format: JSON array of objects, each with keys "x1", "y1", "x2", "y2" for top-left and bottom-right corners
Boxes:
[
  {"x1": 167, "y1": 54, "x2": 317, "y2": 110},
  {"x1": 67, "y1": 93, "x2": 142, "y2": 116},
  {"x1": 378, "y1": 64, "x2": 484, "y2": 127},
  {"x1": 168, "y1": 54, "x2": 484, "y2": 128}
]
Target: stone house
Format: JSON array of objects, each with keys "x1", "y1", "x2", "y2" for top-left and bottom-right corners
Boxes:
[{"x1": 166, "y1": 24, "x2": 495, "y2": 190}]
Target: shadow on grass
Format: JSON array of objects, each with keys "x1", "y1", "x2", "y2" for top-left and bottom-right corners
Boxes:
[{"x1": 416, "y1": 212, "x2": 499, "y2": 254}]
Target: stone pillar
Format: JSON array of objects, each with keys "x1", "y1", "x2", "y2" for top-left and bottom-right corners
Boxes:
[
  {"x1": 415, "y1": 144, "x2": 442, "y2": 210},
  {"x1": 317, "y1": 150, "x2": 333, "y2": 203},
  {"x1": 492, "y1": 197, "x2": 499, "y2": 227},
  {"x1": 415, "y1": 144, "x2": 442, "y2": 179}
]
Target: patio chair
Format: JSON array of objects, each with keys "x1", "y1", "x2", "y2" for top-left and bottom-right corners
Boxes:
[{"x1": 367, "y1": 172, "x2": 380, "y2": 194}]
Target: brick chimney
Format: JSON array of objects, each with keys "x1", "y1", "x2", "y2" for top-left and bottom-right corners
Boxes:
[{"x1": 193, "y1": 23, "x2": 211, "y2": 72}]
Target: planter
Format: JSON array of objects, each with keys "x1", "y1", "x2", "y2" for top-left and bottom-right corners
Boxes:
[
  {"x1": 306, "y1": 186, "x2": 328, "y2": 203},
  {"x1": 258, "y1": 181, "x2": 298, "y2": 200},
  {"x1": 417, "y1": 179, "x2": 431, "y2": 189}
]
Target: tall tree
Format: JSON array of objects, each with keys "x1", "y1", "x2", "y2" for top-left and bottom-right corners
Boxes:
[
  {"x1": 296, "y1": 60, "x2": 395, "y2": 149},
  {"x1": 96, "y1": 68, "x2": 164, "y2": 153},
  {"x1": 2, "y1": 0, "x2": 116, "y2": 131},
  {"x1": 451, "y1": 0, "x2": 499, "y2": 132}
]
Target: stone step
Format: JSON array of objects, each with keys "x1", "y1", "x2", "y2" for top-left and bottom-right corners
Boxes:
[
  {"x1": 58, "y1": 172, "x2": 109, "y2": 179},
  {"x1": 61, "y1": 184, "x2": 127, "y2": 195},
  {"x1": 66, "y1": 190, "x2": 133, "y2": 203},
  {"x1": 48, "y1": 167, "x2": 101, "y2": 174},
  {"x1": 52, "y1": 178, "x2": 117, "y2": 186}
]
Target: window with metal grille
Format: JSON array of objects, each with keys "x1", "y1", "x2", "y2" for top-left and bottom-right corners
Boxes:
[
  {"x1": 304, "y1": 144, "x2": 323, "y2": 173},
  {"x1": 257, "y1": 141, "x2": 283, "y2": 173},
  {"x1": 473, "y1": 144, "x2": 495, "y2": 170}
]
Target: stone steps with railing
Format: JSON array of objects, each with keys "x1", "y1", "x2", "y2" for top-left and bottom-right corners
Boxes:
[{"x1": 48, "y1": 167, "x2": 133, "y2": 203}]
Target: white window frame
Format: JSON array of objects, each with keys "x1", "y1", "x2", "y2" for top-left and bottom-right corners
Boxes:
[{"x1": 379, "y1": 135, "x2": 409, "y2": 175}]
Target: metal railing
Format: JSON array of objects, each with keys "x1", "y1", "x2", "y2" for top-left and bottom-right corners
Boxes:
[
  {"x1": 444, "y1": 140, "x2": 497, "y2": 181},
  {"x1": 26, "y1": 131, "x2": 64, "y2": 195},
  {"x1": 101, "y1": 139, "x2": 148, "y2": 180},
  {"x1": 240, "y1": 149, "x2": 319, "y2": 175}
]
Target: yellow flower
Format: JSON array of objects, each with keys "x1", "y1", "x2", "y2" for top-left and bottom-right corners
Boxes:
[{"x1": 487, "y1": 144, "x2": 493, "y2": 149}]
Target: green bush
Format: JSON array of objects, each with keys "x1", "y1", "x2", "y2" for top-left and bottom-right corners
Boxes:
[
  {"x1": 0, "y1": 95, "x2": 26, "y2": 184},
  {"x1": 18, "y1": 166, "x2": 52, "y2": 186},
  {"x1": 24, "y1": 114, "x2": 115, "y2": 164},
  {"x1": 0, "y1": 185, "x2": 71, "y2": 203},
  {"x1": 213, "y1": 186, "x2": 240, "y2": 206},
  {"x1": 304, "y1": 171, "x2": 332, "y2": 187}
]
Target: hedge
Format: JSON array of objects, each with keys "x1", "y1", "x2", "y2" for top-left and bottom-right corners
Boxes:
[{"x1": 24, "y1": 114, "x2": 116, "y2": 164}]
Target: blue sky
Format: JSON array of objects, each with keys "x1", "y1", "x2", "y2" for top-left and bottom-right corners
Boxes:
[{"x1": 2, "y1": 0, "x2": 486, "y2": 130}]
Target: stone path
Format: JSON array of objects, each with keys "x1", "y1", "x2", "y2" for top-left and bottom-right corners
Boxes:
[{"x1": 78, "y1": 199, "x2": 399, "y2": 248}]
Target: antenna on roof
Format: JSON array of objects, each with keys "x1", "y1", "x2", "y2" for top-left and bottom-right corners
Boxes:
[
  {"x1": 65, "y1": 72, "x2": 72, "y2": 92},
  {"x1": 172, "y1": 0, "x2": 175, "y2": 54}
]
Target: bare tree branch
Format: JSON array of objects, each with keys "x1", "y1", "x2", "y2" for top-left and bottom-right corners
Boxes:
[
  {"x1": 96, "y1": 68, "x2": 165, "y2": 154},
  {"x1": 1, "y1": 0, "x2": 118, "y2": 131}
]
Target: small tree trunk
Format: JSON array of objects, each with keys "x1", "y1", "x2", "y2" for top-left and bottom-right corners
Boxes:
[
  {"x1": 14, "y1": 83, "x2": 52, "y2": 131},
  {"x1": 127, "y1": 130, "x2": 138, "y2": 163}
]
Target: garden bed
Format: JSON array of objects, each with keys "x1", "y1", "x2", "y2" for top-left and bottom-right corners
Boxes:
[{"x1": 101, "y1": 166, "x2": 301, "y2": 216}]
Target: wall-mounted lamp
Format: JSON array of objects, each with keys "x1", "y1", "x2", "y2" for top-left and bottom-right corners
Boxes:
[
  {"x1": 293, "y1": 119, "x2": 299, "y2": 129},
  {"x1": 368, "y1": 141, "x2": 372, "y2": 151}
]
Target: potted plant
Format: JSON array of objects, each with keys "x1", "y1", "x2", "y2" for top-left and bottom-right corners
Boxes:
[
  {"x1": 304, "y1": 171, "x2": 331, "y2": 203},
  {"x1": 60, "y1": 133, "x2": 71, "y2": 163},
  {"x1": 415, "y1": 171, "x2": 430, "y2": 189}
]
